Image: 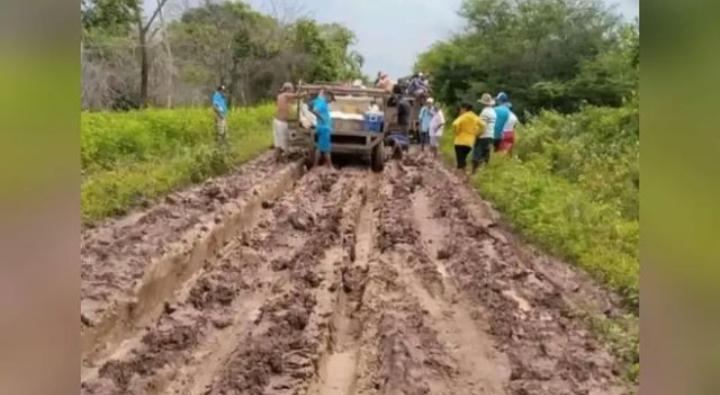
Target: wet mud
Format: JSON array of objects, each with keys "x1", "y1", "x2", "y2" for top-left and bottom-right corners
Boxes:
[{"x1": 81, "y1": 151, "x2": 635, "y2": 395}]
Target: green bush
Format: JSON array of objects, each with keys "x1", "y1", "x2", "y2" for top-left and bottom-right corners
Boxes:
[
  {"x1": 440, "y1": 101, "x2": 639, "y2": 309},
  {"x1": 81, "y1": 105, "x2": 275, "y2": 224},
  {"x1": 475, "y1": 157, "x2": 639, "y2": 307}
]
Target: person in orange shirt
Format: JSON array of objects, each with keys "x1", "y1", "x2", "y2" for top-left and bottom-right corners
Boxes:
[{"x1": 452, "y1": 103, "x2": 484, "y2": 172}]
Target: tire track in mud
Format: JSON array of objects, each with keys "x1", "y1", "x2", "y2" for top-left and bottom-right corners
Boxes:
[
  {"x1": 347, "y1": 160, "x2": 509, "y2": 395},
  {"x1": 81, "y1": 151, "x2": 635, "y2": 395},
  {"x1": 81, "y1": 153, "x2": 302, "y2": 366},
  {"x1": 415, "y1": 156, "x2": 633, "y2": 395},
  {"x1": 81, "y1": 168, "x2": 372, "y2": 395}
]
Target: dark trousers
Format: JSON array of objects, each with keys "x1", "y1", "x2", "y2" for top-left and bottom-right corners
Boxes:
[
  {"x1": 455, "y1": 145, "x2": 472, "y2": 169},
  {"x1": 472, "y1": 137, "x2": 494, "y2": 166}
]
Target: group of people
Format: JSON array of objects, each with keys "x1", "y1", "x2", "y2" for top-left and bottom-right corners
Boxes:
[
  {"x1": 417, "y1": 97, "x2": 446, "y2": 157},
  {"x1": 275, "y1": 82, "x2": 335, "y2": 167},
  {"x1": 212, "y1": 81, "x2": 518, "y2": 174},
  {"x1": 374, "y1": 71, "x2": 430, "y2": 97},
  {"x1": 450, "y1": 92, "x2": 518, "y2": 174},
  {"x1": 212, "y1": 82, "x2": 334, "y2": 167}
]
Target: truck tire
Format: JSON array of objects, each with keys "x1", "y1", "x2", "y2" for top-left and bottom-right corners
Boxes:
[{"x1": 371, "y1": 141, "x2": 385, "y2": 172}]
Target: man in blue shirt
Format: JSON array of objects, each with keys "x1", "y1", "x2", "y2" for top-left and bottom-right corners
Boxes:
[
  {"x1": 212, "y1": 85, "x2": 229, "y2": 147},
  {"x1": 493, "y1": 92, "x2": 511, "y2": 151},
  {"x1": 311, "y1": 89, "x2": 334, "y2": 168}
]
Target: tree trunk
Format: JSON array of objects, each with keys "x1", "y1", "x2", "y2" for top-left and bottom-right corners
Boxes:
[
  {"x1": 139, "y1": 27, "x2": 149, "y2": 108},
  {"x1": 134, "y1": 10, "x2": 150, "y2": 109}
]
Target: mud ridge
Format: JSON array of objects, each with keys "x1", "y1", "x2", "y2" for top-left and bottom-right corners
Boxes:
[{"x1": 81, "y1": 154, "x2": 302, "y2": 365}]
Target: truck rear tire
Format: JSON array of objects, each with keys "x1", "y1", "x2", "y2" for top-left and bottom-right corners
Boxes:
[{"x1": 371, "y1": 141, "x2": 385, "y2": 172}]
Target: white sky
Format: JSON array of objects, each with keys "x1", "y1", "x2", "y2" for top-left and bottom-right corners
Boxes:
[{"x1": 148, "y1": 0, "x2": 639, "y2": 78}]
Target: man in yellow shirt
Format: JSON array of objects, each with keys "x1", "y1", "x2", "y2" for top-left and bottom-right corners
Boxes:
[{"x1": 452, "y1": 103, "x2": 484, "y2": 171}]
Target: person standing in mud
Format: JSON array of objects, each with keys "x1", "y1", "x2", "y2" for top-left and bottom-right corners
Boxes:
[
  {"x1": 493, "y1": 92, "x2": 511, "y2": 151},
  {"x1": 418, "y1": 98, "x2": 435, "y2": 152},
  {"x1": 452, "y1": 103, "x2": 483, "y2": 174},
  {"x1": 471, "y1": 93, "x2": 497, "y2": 173},
  {"x1": 212, "y1": 85, "x2": 229, "y2": 148},
  {"x1": 274, "y1": 82, "x2": 305, "y2": 161},
  {"x1": 310, "y1": 89, "x2": 334, "y2": 168},
  {"x1": 429, "y1": 102, "x2": 445, "y2": 159}
]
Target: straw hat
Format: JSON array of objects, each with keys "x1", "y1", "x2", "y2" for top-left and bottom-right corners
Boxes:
[
  {"x1": 280, "y1": 82, "x2": 294, "y2": 92},
  {"x1": 478, "y1": 93, "x2": 495, "y2": 106},
  {"x1": 426, "y1": 97, "x2": 435, "y2": 104}
]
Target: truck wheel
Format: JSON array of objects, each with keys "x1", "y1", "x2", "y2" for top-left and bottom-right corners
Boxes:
[{"x1": 371, "y1": 141, "x2": 385, "y2": 172}]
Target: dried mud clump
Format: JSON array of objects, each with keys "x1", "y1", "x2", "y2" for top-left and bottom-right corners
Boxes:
[
  {"x1": 188, "y1": 277, "x2": 238, "y2": 310},
  {"x1": 210, "y1": 289, "x2": 320, "y2": 394}
]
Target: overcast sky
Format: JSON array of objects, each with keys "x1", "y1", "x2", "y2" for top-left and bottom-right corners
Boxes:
[{"x1": 149, "y1": 0, "x2": 639, "y2": 78}]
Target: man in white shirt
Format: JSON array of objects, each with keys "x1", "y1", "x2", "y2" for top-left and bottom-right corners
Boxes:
[
  {"x1": 428, "y1": 102, "x2": 445, "y2": 159},
  {"x1": 472, "y1": 93, "x2": 497, "y2": 173}
]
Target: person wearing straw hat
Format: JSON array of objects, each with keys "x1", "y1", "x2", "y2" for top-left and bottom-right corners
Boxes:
[
  {"x1": 472, "y1": 93, "x2": 497, "y2": 173},
  {"x1": 274, "y1": 82, "x2": 305, "y2": 161}
]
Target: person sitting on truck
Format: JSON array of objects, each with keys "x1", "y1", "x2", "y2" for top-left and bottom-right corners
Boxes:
[
  {"x1": 407, "y1": 73, "x2": 429, "y2": 98},
  {"x1": 310, "y1": 89, "x2": 334, "y2": 168},
  {"x1": 376, "y1": 72, "x2": 394, "y2": 92}
]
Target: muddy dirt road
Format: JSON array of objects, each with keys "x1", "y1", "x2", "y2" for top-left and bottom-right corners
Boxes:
[{"x1": 81, "y1": 152, "x2": 633, "y2": 395}]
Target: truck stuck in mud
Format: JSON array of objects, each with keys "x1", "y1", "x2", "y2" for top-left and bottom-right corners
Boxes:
[{"x1": 287, "y1": 84, "x2": 391, "y2": 172}]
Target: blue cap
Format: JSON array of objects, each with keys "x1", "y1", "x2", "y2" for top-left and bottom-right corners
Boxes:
[{"x1": 496, "y1": 92, "x2": 509, "y2": 103}]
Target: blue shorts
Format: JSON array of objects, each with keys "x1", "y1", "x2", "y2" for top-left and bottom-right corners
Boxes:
[{"x1": 316, "y1": 126, "x2": 332, "y2": 153}]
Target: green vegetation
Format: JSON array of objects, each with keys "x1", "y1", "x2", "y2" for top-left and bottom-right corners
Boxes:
[
  {"x1": 429, "y1": 0, "x2": 640, "y2": 382},
  {"x1": 416, "y1": 0, "x2": 639, "y2": 116},
  {"x1": 82, "y1": 0, "x2": 364, "y2": 109},
  {"x1": 442, "y1": 100, "x2": 639, "y2": 308},
  {"x1": 582, "y1": 310, "x2": 640, "y2": 383},
  {"x1": 81, "y1": 105, "x2": 274, "y2": 224},
  {"x1": 440, "y1": 100, "x2": 639, "y2": 381}
]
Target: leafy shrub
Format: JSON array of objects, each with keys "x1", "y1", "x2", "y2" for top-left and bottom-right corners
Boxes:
[
  {"x1": 440, "y1": 101, "x2": 639, "y2": 309},
  {"x1": 81, "y1": 105, "x2": 275, "y2": 224}
]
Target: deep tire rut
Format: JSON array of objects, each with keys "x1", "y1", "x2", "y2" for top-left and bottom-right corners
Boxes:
[{"x1": 81, "y1": 153, "x2": 635, "y2": 395}]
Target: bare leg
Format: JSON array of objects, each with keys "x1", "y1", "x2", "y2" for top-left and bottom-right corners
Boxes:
[{"x1": 326, "y1": 154, "x2": 334, "y2": 168}]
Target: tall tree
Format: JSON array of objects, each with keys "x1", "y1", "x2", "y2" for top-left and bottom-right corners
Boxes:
[
  {"x1": 82, "y1": 0, "x2": 170, "y2": 107},
  {"x1": 416, "y1": 0, "x2": 634, "y2": 115}
]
